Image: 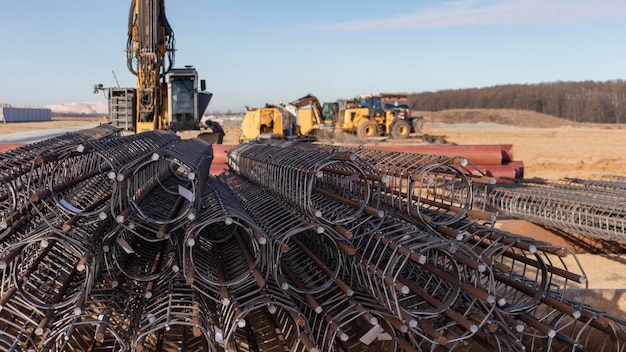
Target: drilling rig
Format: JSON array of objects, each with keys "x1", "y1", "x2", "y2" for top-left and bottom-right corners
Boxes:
[{"x1": 95, "y1": 0, "x2": 219, "y2": 140}]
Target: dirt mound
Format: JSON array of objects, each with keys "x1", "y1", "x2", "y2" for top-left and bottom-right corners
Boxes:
[{"x1": 415, "y1": 108, "x2": 575, "y2": 128}]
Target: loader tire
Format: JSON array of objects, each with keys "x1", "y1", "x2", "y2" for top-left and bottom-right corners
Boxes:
[
  {"x1": 357, "y1": 121, "x2": 377, "y2": 138},
  {"x1": 391, "y1": 120, "x2": 410, "y2": 139}
]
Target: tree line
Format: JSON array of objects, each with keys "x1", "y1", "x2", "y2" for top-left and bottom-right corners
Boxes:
[{"x1": 408, "y1": 80, "x2": 626, "y2": 123}]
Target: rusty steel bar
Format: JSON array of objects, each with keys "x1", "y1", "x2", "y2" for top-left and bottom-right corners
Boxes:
[
  {"x1": 288, "y1": 279, "x2": 399, "y2": 352},
  {"x1": 104, "y1": 225, "x2": 179, "y2": 289},
  {"x1": 0, "y1": 197, "x2": 52, "y2": 251},
  {"x1": 219, "y1": 172, "x2": 403, "y2": 350},
  {"x1": 427, "y1": 220, "x2": 622, "y2": 351},
  {"x1": 185, "y1": 218, "x2": 265, "y2": 307},
  {"x1": 0, "y1": 285, "x2": 48, "y2": 350},
  {"x1": 0, "y1": 180, "x2": 17, "y2": 226},
  {"x1": 0, "y1": 221, "x2": 105, "y2": 347},
  {"x1": 346, "y1": 215, "x2": 498, "y2": 345},
  {"x1": 0, "y1": 125, "x2": 119, "y2": 173},
  {"x1": 184, "y1": 179, "x2": 315, "y2": 351},
  {"x1": 224, "y1": 141, "x2": 626, "y2": 351},
  {"x1": 2, "y1": 125, "x2": 120, "y2": 188},
  {"x1": 549, "y1": 303, "x2": 626, "y2": 351},
  {"x1": 1, "y1": 130, "x2": 177, "y2": 243},
  {"x1": 0, "y1": 125, "x2": 120, "y2": 223},
  {"x1": 0, "y1": 216, "x2": 109, "y2": 314},
  {"x1": 441, "y1": 324, "x2": 526, "y2": 352},
  {"x1": 38, "y1": 130, "x2": 179, "y2": 218},
  {"x1": 214, "y1": 272, "x2": 317, "y2": 352},
  {"x1": 8, "y1": 237, "x2": 88, "y2": 310},
  {"x1": 433, "y1": 219, "x2": 589, "y2": 310},
  {"x1": 183, "y1": 175, "x2": 267, "y2": 297}
]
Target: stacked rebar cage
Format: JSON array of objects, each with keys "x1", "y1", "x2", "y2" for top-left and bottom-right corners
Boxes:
[
  {"x1": 476, "y1": 177, "x2": 626, "y2": 244},
  {"x1": 0, "y1": 132, "x2": 625, "y2": 351}
]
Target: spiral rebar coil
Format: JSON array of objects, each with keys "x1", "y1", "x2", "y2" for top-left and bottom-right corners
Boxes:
[
  {"x1": 228, "y1": 142, "x2": 383, "y2": 226},
  {"x1": 220, "y1": 172, "x2": 494, "y2": 349},
  {"x1": 220, "y1": 172, "x2": 347, "y2": 295},
  {"x1": 225, "y1": 140, "x2": 625, "y2": 351}
]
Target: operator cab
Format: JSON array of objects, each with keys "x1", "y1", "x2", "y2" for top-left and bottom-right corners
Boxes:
[
  {"x1": 360, "y1": 96, "x2": 383, "y2": 111},
  {"x1": 322, "y1": 102, "x2": 339, "y2": 124},
  {"x1": 359, "y1": 95, "x2": 385, "y2": 118},
  {"x1": 167, "y1": 67, "x2": 211, "y2": 132}
]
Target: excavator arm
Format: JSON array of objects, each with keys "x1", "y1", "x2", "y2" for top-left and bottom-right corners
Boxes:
[{"x1": 288, "y1": 94, "x2": 324, "y2": 125}]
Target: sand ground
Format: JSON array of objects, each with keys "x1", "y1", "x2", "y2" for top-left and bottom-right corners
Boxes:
[{"x1": 430, "y1": 125, "x2": 626, "y2": 181}]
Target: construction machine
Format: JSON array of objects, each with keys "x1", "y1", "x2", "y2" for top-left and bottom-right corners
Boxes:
[
  {"x1": 334, "y1": 93, "x2": 414, "y2": 139},
  {"x1": 94, "y1": 0, "x2": 222, "y2": 142},
  {"x1": 286, "y1": 94, "x2": 335, "y2": 136},
  {"x1": 239, "y1": 104, "x2": 295, "y2": 142},
  {"x1": 240, "y1": 94, "x2": 335, "y2": 142},
  {"x1": 383, "y1": 95, "x2": 423, "y2": 134},
  {"x1": 239, "y1": 92, "x2": 419, "y2": 142}
]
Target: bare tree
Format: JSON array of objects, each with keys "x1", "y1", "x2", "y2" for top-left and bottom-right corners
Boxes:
[{"x1": 409, "y1": 80, "x2": 626, "y2": 123}]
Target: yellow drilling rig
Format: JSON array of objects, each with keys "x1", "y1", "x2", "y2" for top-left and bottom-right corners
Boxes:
[{"x1": 95, "y1": 0, "x2": 223, "y2": 142}]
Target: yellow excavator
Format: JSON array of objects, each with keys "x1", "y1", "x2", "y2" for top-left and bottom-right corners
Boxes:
[
  {"x1": 95, "y1": 0, "x2": 222, "y2": 142},
  {"x1": 286, "y1": 94, "x2": 335, "y2": 136}
]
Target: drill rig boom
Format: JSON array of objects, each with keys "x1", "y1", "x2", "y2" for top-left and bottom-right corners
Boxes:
[
  {"x1": 126, "y1": 0, "x2": 210, "y2": 133},
  {"x1": 127, "y1": 0, "x2": 174, "y2": 132}
]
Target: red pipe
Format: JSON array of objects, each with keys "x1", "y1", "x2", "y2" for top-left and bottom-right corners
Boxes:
[
  {"x1": 0, "y1": 143, "x2": 26, "y2": 153},
  {"x1": 211, "y1": 144, "x2": 233, "y2": 166},
  {"x1": 467, "y1": 161, "x2": 524, "y2": 182},
  {"x1": 210, "y1": 164, "x2": 229, "y2": 176},
  {"x1": 358, "y1": 144, "x2": 514, "y2": 165}
]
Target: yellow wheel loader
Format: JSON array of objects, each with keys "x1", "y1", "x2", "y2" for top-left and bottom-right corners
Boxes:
[{"x1": 334, "y1": 93, "x2": 412, "y2": 139}]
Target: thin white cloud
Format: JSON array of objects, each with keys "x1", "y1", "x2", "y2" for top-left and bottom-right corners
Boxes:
[{"x1": 306, "y1": 0, "x2": 626, "y2": 31}]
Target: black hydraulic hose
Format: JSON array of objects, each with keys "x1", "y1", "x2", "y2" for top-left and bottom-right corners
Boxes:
[{"x1": 127, "y1": 0, "x2": 137, "y2": 76}]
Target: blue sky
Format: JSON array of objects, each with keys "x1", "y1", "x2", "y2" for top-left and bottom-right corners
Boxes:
[{"x1": 1, "y1": 0, "x2": 625, "y2": 113}]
